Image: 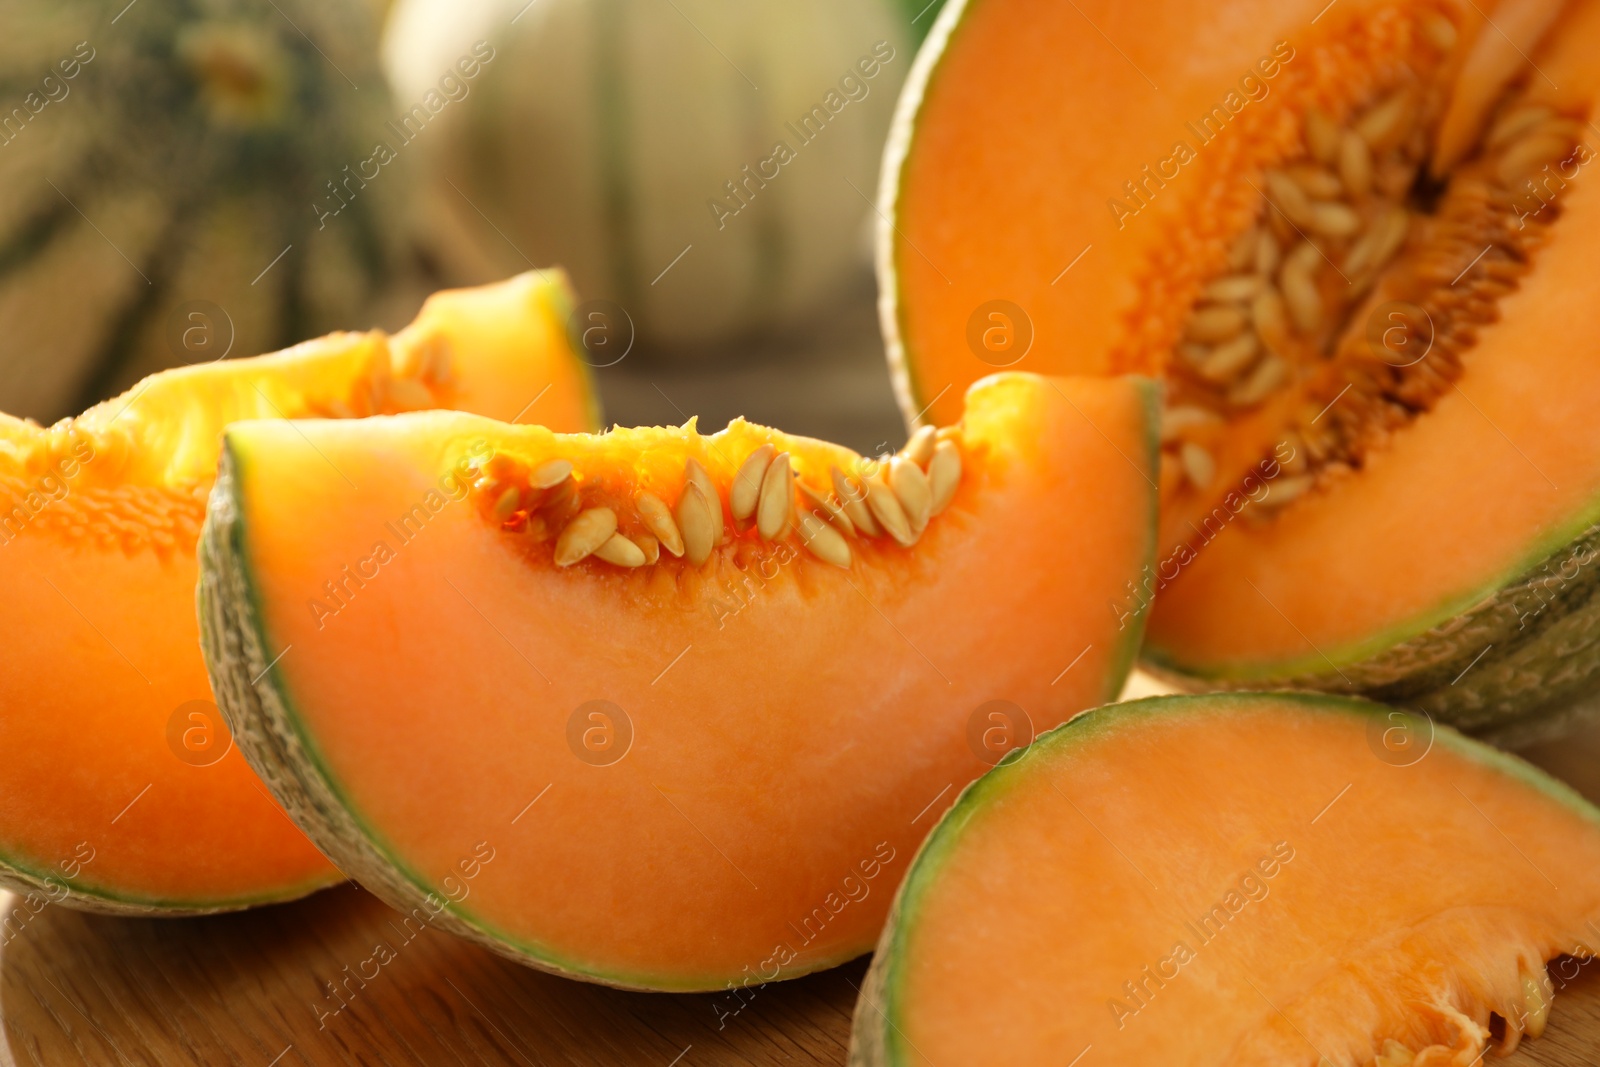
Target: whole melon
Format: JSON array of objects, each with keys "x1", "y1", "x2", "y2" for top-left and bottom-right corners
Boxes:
[
  {"x1": 382, "y1": 0, "x2": 911, "y2": 353},
  {"x1": 0, "y1": 0, "x2": 416, "y2": 422}
]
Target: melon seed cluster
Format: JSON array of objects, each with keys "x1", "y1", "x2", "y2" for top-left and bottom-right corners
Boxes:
[
  {"x1": 1160, "y1": 9, "x2": 1582, "y2": 513},
  {"x1": 469, "y1": 425, "x2": 964, "y2": 572},
  {"x1": 1371, "y1": 967, "x2": 1551, "y2": 1064}
]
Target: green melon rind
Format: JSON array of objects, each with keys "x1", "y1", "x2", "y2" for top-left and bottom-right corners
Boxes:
[
  {"x1": 198, "y1": 440, "x2": 649, "y2": 990},
  {"x1": 0, "y1": 852, "x2": 335, "y2": 918},
  {"x1": 199, "y1": 437, "x2": 872, "y2": 993},
  {"x1": 875, "y1": 0, "x2": 972, "y2": 432},
  {"x1": 1141, "y1": 517, "x2": 1600, "y2": 744},
  {"x1": 847, "y1": 691, "x2": 1600, "y2": 1067},
  {"x1": 1099, "y1": 375, "x2": 1163, "y2": 705},
  {"x1": 881, "y1": 0, "x2": 1600, "y2": 742}
]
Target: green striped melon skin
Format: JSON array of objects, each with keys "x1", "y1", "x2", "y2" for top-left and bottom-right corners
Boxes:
[
  {"x1": 383, "y1": 0, "x2": 911, "y2": 351},
  {"x1": 0, "y1": 0, "x2": 415, "y2": 422},
  {"x1": 1142, "y1": 522, "x2": 1600, "y2": 745}
]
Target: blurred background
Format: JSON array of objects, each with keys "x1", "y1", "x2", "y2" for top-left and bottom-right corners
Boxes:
[{"x1": 0, "y1": 0, "x2": 948, "y2": 455}]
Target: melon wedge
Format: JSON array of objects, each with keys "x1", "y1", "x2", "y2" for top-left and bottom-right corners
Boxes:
[
  {"x1": 881, "y1": 0, "x2": 1600, "y2": 736},
  {"x1": 851, "y1": 691, "x2": 1600, "y2": 1066},
  {"x1": 0, "y1": 270, "x2": 597, "y2": 915},
  {"x1": 199, "y1": 372, "x2": 1157, "y2": 990}
]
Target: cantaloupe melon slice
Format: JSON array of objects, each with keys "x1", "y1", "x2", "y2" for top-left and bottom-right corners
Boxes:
[
  {"x1": 852, "y1": 691, "x2": 1600, "y2": 1065},
  {"x1": 0, "y1": 270, "x2": 597, "y2": 915},
  {"x1": 199, "y1": 372, "x2": 1157, "y2": 990},
  {"x1": 881, "y1": 0, "x2": 1600, "y2": 736}
]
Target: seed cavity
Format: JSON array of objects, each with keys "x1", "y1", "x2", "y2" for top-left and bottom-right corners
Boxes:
[
  {"x1": 1134, "y1": 4, "x2": 1582, "y2": 535},
  {"x1": 474, "y1": 428, "x2": 966, "y2": 574}
]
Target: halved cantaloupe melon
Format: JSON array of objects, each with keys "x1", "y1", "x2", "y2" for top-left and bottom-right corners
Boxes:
[
  {"x1": 0, "y1": 270, "x2": 597, "y2": 915},
  {"x1": 882, "y1": 0, "x2": 1600, "y2": 736},
  {"x1": 852, "y1": 691, "x2": 1600, "y2": 1065},
  {"x1": 199, "y1": 372, "x2": 1157, "y2": 990}
]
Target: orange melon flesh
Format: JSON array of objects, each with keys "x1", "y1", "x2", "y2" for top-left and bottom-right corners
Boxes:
[
  {"x1": 857, "y1": 692, "x2": 1600, "y2": 1066},
  {"x1": 0, "y1": 271, "x2": 597, "y2": 912},
  {"x1": 886, "y1": 0, "x2": 1600, "y2": 681},
  {"x1": 206, "y1": 372, "x2": 1158, "y2": 989}
]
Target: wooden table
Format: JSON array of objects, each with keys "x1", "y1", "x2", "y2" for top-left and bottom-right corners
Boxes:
[{"x1": 0, "y1": 876, "x2": 1595, "y2": 1066}]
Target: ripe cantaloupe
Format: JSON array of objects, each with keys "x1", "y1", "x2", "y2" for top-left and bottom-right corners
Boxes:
[
  {"x1": 0, "y1": 0, "x2": 414, "y2": 421},
  {"x1": 382, "y1": 0, "x2": 912, "y2": 350},
  {"x1": 853, "y1": 692, "x2": 1600, "y2": 1065},
  {"x1": 199, "y1": 372, "x2": 1157, "y2": 989},
  {"x1": 0, "y1": 272, "x2": 596, "y2": 914},
  {"x1": 881, "y1": 0, "x2": 1600, "y2": 736}
]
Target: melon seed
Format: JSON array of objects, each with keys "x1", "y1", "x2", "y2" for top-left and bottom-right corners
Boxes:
[
  {"x1": 865, "y1": 477, "x2": 916, "y2": 546},
  {"x1": 1338, "y1": 130, "x2": 1373, "y2": 197},
  {"x1": 1199, "y1": 332, "x2": 1259, "y2": 383},
  {"x1": 1306, "y1": 201, "x2": 1360, "y2": 237},
  {"x1": 1186, "y1": 305, "x2": 1247, "y2": 344},
  {"x1": 927, "y1": 442, "x2": 962, "y2": 515},
  {"x1": 1265, "y1": 473, "x2": 1312, "y2": 506},
  {"x1": 1228, "y1": 354, "x2": 1288, "y2": 408},
  {"x1": 904, "y1": 425, "x2": 938, "y2": 466},
  {"x1": 1304, "y1": 108, "x2": 1341, "y2": 164},
  {"x1": 1487, "y1": 104, "x2": 1553, "y2": 150},
  {"x1": 1251, "y1": 287, "x2": 1291, "y2": 354},
  {"x1": 755, "y1": 452, "x2": 793, "y2": 541},
  {"x1": 492, "y1": 486, "x2": 521, "y2": 523},
  {"x1": 531, "y1": 458, "x2": 574, "y2": 489},
  {"x1": 1179, "y1": 442, "x2": 1215, "y2": 489},
  {"x1": 798, "y1": 481, "x2": 855, "y2": 537},
  {"x1": 676, "y1": 481, "x2": 717, "y2": 566},
  {"x1": 731, "y1": 444, "x2": 775, "y2": 522},
  {"x1": 684, "y1": 458, "x2": 724, "y2": 545},
  {"x1": 1254, "y1": 230, "x2": 1281, "y2": 276},
  {"x1": 594, "y1": 532, "x2": 647, "y2": 568},
  {"x1": 797, "y1": 512, "x2": 852, "y2": 569},
  {"x1": 1160, "y1": 405, "x2": 1221, "y2": 443},
  {"x1": 1205, "y1": 274, "x2": 1264, "y2": 303},
  {"x1": 1355, "y1": 90, "x2": 1413, "y2": 152},
  {"x1": 1287, "y1": 164, "x2": 1342, "y2": 200},
  {"x1": 635, "y1": 531, "x2": 661, "y2": 565},
  {"x1": 889, "y1": 455, "x2": 933, "y2": 534},
  {"x1": 832, "y1": 466, "x2": 882, "y2": 537},
  {"x1": 1265, "y1": 169, "x2": 1315, "y2": 228},
  {"x1": 636, "y1": 492, "x2": 684, "y2": 557},
  {"x1": 554, "y1": 507, "x2": 617, "y2": 566},
  {"x1": 1280, "y1": 242, "x2": 1325, "y2": 335},
  {"x1": 1497, "y1": 131, "x2": 1574, "y2": 184}
]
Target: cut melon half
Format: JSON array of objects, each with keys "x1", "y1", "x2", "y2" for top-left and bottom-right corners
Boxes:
[
  {"x1": 882, "y1": 0, "x2": 1600, "y2": 735},
  {"x1": 852, "y1": 691, "x2": 1600, "y2": 1066},
  {"x1": 199, "y1": 372, "x2": 1157, "y2": 990},
  {"x1": 0, "y1": 270, "x2": 598, "y2": 915}
]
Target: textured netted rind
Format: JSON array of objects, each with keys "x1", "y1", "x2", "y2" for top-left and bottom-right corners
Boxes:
[
  {"x1": 197, "y1": 445, "x2": 657, "y2": 990},
  {"x1": 1144, "y1": 522, "x2": 1600, "y2": 742}
]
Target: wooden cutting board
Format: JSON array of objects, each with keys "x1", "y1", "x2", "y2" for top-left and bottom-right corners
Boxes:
[{"x1": 0, "y1": 877, "x2": 1594, "y2": 1066}]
